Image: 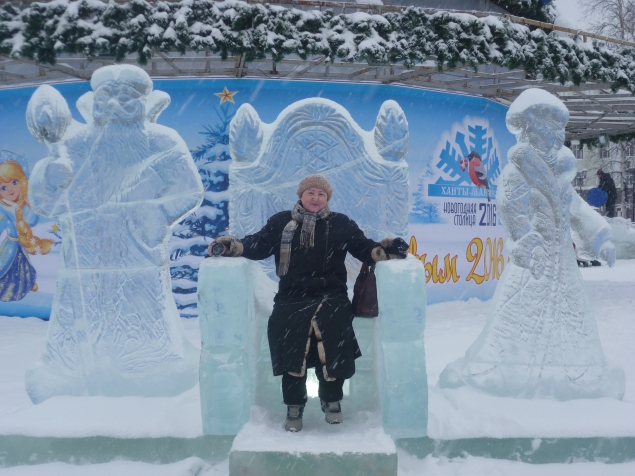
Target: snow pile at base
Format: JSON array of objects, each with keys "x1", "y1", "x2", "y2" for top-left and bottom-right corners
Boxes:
[
  {"x1": 0, "y1": 457, "x2": 228, "y2": 476},
  {"x1": 428, "y1": 386, "x2": 635, "y2": 439},
  {"x1": 0, "y1": 316, "x2": 204, "y2": 439},
  {"x1": 427, "y1": 261, "x2": 635, "y2": 439},
  {"x1": 2, "y1": 454, "x2": 635, "y2": 476},
  {"x1": 398, "y1": 453, "x2": 635, "y2": 476}
]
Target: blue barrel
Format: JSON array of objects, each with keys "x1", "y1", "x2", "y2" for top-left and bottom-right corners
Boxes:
[{"x1": 587, "y1": 187, "x2": 608, "y2": 207}]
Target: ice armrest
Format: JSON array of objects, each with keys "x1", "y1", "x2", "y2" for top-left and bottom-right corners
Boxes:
[
  {"x1": 198, "y1": 257, "x2": 256, "y2": 435},
  {"x1": 376, "y1": 256, "x2": 428, "y2": 438}
]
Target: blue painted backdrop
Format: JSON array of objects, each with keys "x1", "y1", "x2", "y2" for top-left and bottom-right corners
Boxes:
[{"x1": 0, "y1": 79, "x2": 516, "y2": 318}]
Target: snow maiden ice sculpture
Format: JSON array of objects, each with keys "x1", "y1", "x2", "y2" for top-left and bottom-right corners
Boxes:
[
  {"x1": 439, "y1": 89, "x2": 625, "y2": 400},
  {"x1": 25, "y1": 66, "x2": 204, "y2": 403}
]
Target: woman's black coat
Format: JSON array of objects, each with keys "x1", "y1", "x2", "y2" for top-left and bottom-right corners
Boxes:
[{"x1": 240, "y1": 210, "x2": 377, "y2": 380}]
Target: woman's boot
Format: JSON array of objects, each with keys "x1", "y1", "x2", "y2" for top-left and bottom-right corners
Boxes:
[
  {"x1": 285, "y1": 404, "x2": 304, "y2": 432},
  {"x1": 321, "y1": 400, "x2": 343, "y2": 424}
]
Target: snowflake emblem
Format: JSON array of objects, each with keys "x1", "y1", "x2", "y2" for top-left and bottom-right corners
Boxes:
[{"x1": 433, "y1": 119, "x2": 501, "y2": 187}]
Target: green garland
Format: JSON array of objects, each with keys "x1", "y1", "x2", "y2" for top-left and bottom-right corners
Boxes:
[
  {"x1": 490, "y1": 0, "x2": 556, "y2": 23},
  {"x1": 1, "y1": 0, "x2": 634, "y2": 93}
]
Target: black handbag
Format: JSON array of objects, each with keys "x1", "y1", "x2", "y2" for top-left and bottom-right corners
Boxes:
[{"x1": 352, "y1": 258, "x2": 379, "y2": 318}]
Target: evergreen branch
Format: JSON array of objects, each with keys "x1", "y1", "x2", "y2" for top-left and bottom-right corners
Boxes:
[
  {"x1": 1, "y1": 0, "x2": 634, "y2": 92},
  {"x1": 490, "y1": 0, "x2": 556, "y2": 23}
]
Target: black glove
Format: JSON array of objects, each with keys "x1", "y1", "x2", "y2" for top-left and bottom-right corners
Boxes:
[
  {"x1": 383, "y1": 237, "x2": 408, "y2": 259},
  {"x1": 207, "y1": 235, "x2": 243, "y2": 257}
]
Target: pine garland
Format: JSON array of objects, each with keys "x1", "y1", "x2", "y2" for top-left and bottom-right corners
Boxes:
[
  {"x1": 490, "y1": 0, "x2": 556, "y2": 23},
  {"x1": 1, "y1": 0, "x2": 635, "y2": 92}
]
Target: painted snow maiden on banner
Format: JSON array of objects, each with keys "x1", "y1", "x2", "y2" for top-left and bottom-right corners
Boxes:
[
  {"x1": 0, "y1": 154, "x2": 53, "y2": 301},
  {"x1": 208, "y1": 175, "x2": 408, "y2": 432},
  {"x1": 440, "y1": 89, "x2": 625, "y2": 400}
]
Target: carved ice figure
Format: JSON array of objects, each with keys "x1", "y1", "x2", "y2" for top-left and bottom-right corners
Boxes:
[
  {"x1": 603, "y1": 217, "x2": 635, "y2": 259},
  {"x1": 439, "y1": 89, "x2": 625, "y2": 400},
  {"x1": 228, "y1": 98, "x2": 409, "y2": 279},
  {"x1": 25, "y1": 66, "x2": 204, "y2": 403}
]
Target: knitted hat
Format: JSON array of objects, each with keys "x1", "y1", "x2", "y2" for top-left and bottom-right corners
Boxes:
[{"x1": 296, "y1": 174, "x2": 333, "y2": 201}]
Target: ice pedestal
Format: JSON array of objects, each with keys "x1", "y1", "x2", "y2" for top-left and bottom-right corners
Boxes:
[
  {"x1": 197, "y1": 256, "x2": 428, "y2": 439},
  {"x1": 229, "y1": 407, "x2": 397, "y2": 476}
]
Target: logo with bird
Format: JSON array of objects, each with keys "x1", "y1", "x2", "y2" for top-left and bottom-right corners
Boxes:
[{"x1": 432, "y1": 118, "x2": 501, "y2": 200}]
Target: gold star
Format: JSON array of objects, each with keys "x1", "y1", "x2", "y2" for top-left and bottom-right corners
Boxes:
[{"x1": 215, "y1": 86, "x2": 237, "y2": 104}]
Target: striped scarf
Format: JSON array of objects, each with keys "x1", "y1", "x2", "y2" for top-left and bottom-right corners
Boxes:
[{"x1": 278, "y1": 201, "x2": 331, "y2": 277}]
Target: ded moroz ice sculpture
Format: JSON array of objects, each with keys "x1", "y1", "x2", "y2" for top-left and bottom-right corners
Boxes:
[
  {"x1": 439, "y1": 88, "x2": 625, "y2": 400},
  {"x1": 25, "y1": 65, "x2": 204, "y2": 403}
]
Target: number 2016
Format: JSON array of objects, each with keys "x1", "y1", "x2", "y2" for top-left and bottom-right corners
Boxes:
[{"x1": 479, "y1": 203, "x2": 496, "y2": 226}]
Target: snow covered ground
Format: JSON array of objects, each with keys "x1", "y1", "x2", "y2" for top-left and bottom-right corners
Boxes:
[
  {"x1": 1, "y1": 260, "x2": 634, "y2": 475},
  {"x1": 1, "y1": 454, "x2": 635, "y2": 476}
]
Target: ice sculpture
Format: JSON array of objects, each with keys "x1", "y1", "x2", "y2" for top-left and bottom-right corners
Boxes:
[
  {"x1": 229, "y1": 98, "x2": 409, "y2": 279},
  {"x1": 25, "y1": 65, "x2": 204, "y2": 403},
  {"x1": 439, "y1": 88, "x2": 625, "y2": 400},
  {"x1": 605, "y1": 217, "x2": 635, "y2": 259},
  {"x1": 198, "y1": 255, "x2": 427, "y2": 438}
]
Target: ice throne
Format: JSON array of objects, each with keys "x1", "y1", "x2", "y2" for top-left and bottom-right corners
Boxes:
[{"x1": 198, "y1": 98, "x2": 427, "y2": 440}]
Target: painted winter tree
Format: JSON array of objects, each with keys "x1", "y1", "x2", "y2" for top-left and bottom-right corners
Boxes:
[
  {"x1": 410, "y1": 156, "x2": 441, "y2": 224},
  {"x1": 170, "y1": 90, "x2": 237, "y2": 317}
]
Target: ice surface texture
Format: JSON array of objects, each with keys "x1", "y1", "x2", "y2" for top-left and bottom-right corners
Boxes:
[
  {"x1": 25, "y1": 65, "x2": 204, "y2": 403},
  {"x1": 198, "y1": 256, "x2": 427, "y2": 438},
  {"x1": 605, "y1": 217, "x2": 635, "y2": 259},
  {"x1": 375, "y1": 256, "x2": 428, "y2": 437},
  {"x1": 228, "y1": 98, "x2": 409, "y2": 280},
  {"x1": 439, "y1": 88, "x2": 625, "y2": 400},
  {"x1": 198, "y1": 257, "x2": 256, "y2": 435}
]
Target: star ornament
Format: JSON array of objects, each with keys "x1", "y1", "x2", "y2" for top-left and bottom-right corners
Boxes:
[{"x1": 215, "y1": 86, "x2": 237, "y2": 104}]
